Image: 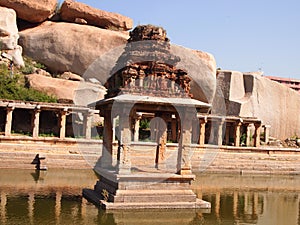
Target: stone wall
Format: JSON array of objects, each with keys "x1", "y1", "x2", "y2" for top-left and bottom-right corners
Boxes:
[{"x1": 1, "y1": 140, "x2": 300, "y2": 175}]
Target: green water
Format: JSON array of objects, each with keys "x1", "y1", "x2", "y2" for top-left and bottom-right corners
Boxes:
[{"x1": 1, "y1": 169, "x2": 300, "y2": 225}]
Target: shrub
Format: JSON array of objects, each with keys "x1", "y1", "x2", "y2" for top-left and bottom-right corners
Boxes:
[{"x1": 0, "y1": 64, "x2": 57, "y2": 103}]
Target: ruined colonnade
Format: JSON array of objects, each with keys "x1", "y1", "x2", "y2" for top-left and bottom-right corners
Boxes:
[{"x1": 0, "y1": 100, "x2": 98, "y2": 140}]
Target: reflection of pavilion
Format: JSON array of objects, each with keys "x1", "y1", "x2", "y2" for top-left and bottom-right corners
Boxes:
[{"x1": 83, "y1": 25, "x2": 212, "y2": 209}]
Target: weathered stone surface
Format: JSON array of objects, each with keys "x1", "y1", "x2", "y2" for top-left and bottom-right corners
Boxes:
[
  {"x1": 171, "y1": 46, "x2": 216, "y2": 104},
  {"x1": 0, "y1": 0, "x2": 57, "y2": 23},
  {"x1": 215, "y1": 70, "x2": 300, "y2": 139},
  {"x1": 60, "y1": 0, "x2": 133, "y2": 31},
  {"x1": 25, "y1": 74, "x2": 106, "y2": 104},
  {"x1": 19, "y1": 21, "x2": 129, "y2": 76},
  {"x1": 0, "y1": 7, "x2": 24, "y2": 67},
  {"x1": 60, "y1": 71, "x2": 84, "y2": 81},
  {"x1": 0, "y1": 7, "x2": 19, "y2": 50},
  {"x1": 6, "y1": 45, "x2": 25, "y2": 67}
]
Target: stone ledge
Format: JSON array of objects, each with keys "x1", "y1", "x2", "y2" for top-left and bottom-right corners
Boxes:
[{"x1": 82, "y1": 188, "x2": 211, "y2": 210}]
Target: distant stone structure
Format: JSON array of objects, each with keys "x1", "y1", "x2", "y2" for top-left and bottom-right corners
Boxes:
[{"x1": 265, "y1": 75, "x2": 300, "y2": 93}]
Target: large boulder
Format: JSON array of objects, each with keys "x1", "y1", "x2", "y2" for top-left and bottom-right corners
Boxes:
[
  {"x1": 25, "y1": 74, "x2": 106, "y2": 105},
  {"x1": 0, "y1": 6, "x2": 19, "y2": 50},
  {"x1": 60, "y1": 0, "x2": 133, "y2": 31},
  {"x1": 216, "y1": 70, "x2": 300, "y2": 139},
  {"x1": 171, "y1": 45, "x2": 216, "y2": 104},
  {"x1": 0, "y1": 7, "x2": 24, "y2": 67},
  {"x1": 19, "y1": 21, "x2": 129, "y2": 76},
  {"x1": 0, "y1": 0, "x2": 57, "y2": 23}
]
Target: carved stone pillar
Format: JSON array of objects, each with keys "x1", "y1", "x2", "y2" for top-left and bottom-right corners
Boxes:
[
  {"x1": 117, "y1": 106, "x2": 132, "y2": 174},
  {"x1": 171, "y1": 115, "x2": 177, "y2": 142},
  {"x1": 112, "y1": 117, "x2": 118, "y2": 143},
  {"x1": 101, "y1": 109, "x2": 113, "y2": 169},
  {"x1": 198, "y1": 116, "x2": 207, "y2": 147},
  {"x1": 5, "y1": 105, "x2": 14, "y2": 136},
  {"x1": 217, "y1": 118, "x2": 225, "y2": 146},
  {"x1": 225, "y1": 125, "x2": 231, "y2": 145},
  {"x1": 177, "y1": 108, "x2": 193, "y2": 175},
  {"x1": 155, "y1": 113, "x2": 169, "y2": 170},
  {"x1": 263, "y1": 125, "x2": 271, "y2": 144},
  {"x1": 254, "y1": 122, "x2": 261, "y2": 147},
  {"x1": 133, "y1": 113, "x2": 142, "y2": 142},
  {"x1": 245, "y1": 123, "x2": 251, "y2": 147},
  {"x1": 59, "y1": 108, "x2": 68, "y2": 139},
  {"x1": 234, "y1": 120, "x2": 242, "y2": 147},
  {"x1": 32, "y1": 107, "x2": 41, "y2": 138},
  {"x1": 83, "y1": 111, "x2": 93, "y2": 139}
]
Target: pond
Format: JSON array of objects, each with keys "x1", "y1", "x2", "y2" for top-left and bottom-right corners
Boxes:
[{"x1": 1, "y1": 169, "x2": 300, "y2": 225}]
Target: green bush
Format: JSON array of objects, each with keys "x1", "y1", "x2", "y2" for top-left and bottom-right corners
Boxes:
[{"x1": 0, "y1": 64, "x2": 57, "y2": 103}]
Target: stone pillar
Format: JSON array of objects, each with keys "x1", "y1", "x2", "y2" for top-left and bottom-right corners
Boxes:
[
  {"x1": 101, "y1": 110, "x2": 113, "y2": 169},
  {"x1": 225, "y1": 125, "x2": 231, "y2": 145},
  {"x1": 59, "y1": 108, "x2": 68, "y2": 139},
  {"x1": 177, "y1": 108, "x2": 193, "y2": 175},
  {"x1": 117, "y1": 106, "x2": 132, "y2": 174},
  {"x1": 263, "y1": 125, "x2": 271, "y2": 144},
  {"x1": 234, "y1": 120, "x2": 242, "y2": 147},
  {"x1": 155, "y1": 113, "x2": 168, "y2": 170},
  {"x1": 245, "y1": 124, "x2": 251, "y2": 147},
  {"x1": 5, "y1": 105, "x2": 14, "y2": 136},
  {"x1": 254, "y1": 122, "x2": 261, "y2": 147},
  {"x1": 171, "y1": 115, "x2": 177, "y2": 142},
  {"x1": 198, "y1": 117, "x2": 207, "y2": 147},
  {"x1": 217, "y1": 118, "x2": 225, "y2": 146},
  {"x1": 150, "y1": 117, "x2": 158, "y2": 142},
  {"x1": 112, "y1": 117, "x2": 117, "y2": 143},
  {"x1": 133, "y1": 113, "x2": 142, "y2": 142},
  {"x1": 32, "y1": 107, "x2": 41, "y2": 138},
  {"x1": 83, "y1": 111, "x2": 93, "y2": 139}
]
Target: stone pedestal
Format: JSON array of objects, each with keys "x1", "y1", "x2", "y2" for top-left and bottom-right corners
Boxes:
[{"x1": 83, "y1": 168, "x2": 210, "y2": 210}]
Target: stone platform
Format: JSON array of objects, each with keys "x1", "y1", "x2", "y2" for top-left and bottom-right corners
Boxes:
[{"x1": 83, "y1": 168, "x2": 211, "y2": 210}]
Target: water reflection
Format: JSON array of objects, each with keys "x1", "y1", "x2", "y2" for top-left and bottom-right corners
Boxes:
[{"x1": 1, "y1": 169, "x2": 300, "y2": 224}]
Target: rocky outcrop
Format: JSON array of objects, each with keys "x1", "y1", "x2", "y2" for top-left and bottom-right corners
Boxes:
[
  {"x1": 0, "y1": 0, "x2": 57, "y2": 23},
  {"x1": 25, "y1": 74, "x2": 106, "y2": 105},
  {"x1": 0, "y1": 6, "x2": 24, "y2": 67},
  {"x1": 19, "y1": 21, "x2": 129, "y2": 76},
  {"x1": 215, "y1": 70, "x2": 300, "y2": 139},
  {"x1": 60, "y1": 0, "x2": 133, "y2": 31},
  {"x1": 0, "y1": 7, "x2": 19, "y2": 50}
]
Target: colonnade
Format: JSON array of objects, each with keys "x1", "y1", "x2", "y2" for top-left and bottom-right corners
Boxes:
[
  {"x1": 127, "y1": 113, "x2": 266, "y2": 147},
  {"x1": 0, "y1": 101, "x2": 98, "y2": 139}
]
